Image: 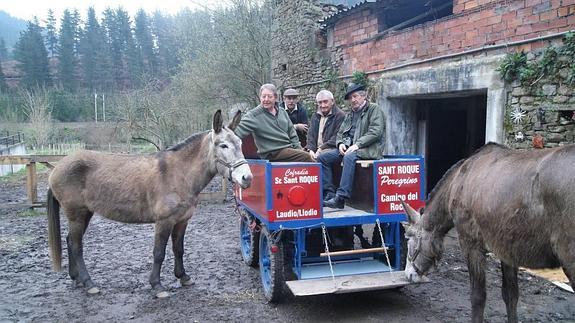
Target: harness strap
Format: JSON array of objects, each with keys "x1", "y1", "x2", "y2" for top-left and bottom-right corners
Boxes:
[{"x1": 216, "y1": 158, "x2": 247, "y2": 181}]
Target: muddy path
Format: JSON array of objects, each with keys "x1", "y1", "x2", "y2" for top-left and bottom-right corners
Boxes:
[{"x1": 0, "y1": 172, "x2": 573, "y2": 322}]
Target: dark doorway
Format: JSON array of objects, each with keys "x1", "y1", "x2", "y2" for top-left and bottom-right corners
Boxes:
[{"x1": 418, "y1": 94, "x2": 487, "y2": 194}]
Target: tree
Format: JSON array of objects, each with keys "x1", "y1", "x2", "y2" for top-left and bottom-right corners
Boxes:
[
  {"x1": 0, "y1": 38, "x2": 7, "y2": 61},
  {"x1": 174, "y1": 0, "x2": 273, "y2": 109},
  {"x1": 152, "y1": 12, "x2": 179, "y2": 78},
  {"x1": 116, "y1": 8, "x2": 140, "y2": 87},
  {"x1": 21, "y1": 86, "x2": 53, "y2": 147},
  {"x1": 13, "y1": 19, "x2": 51, "y2": 88},
  {"x1": 80, "y1": 7, "x2": 114, "y2": 91},
  {"x1": 0, "y1": 61, "x2": 7, "y2": 91},
  {"x1": 134, "y1": 10, "x2": 158, "y2": 78},
  {"x1": 58, "y1": 9, "x2": 78, "y2": 91},
  {"x1": 45, "y1": 9, "x2": 58, "y2": 57}
]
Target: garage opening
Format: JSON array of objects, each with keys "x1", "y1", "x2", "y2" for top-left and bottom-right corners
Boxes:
[{"x1": 417, "y1": 93, "x2": 487, "y2": 194}]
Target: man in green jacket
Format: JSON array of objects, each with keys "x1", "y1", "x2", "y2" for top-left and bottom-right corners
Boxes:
[
  {"x1": 234, "y1": 84, "x2": 314, "y2": 162},
  {"x1": 321, "y1": 83, "x2": 385, "y2": 208}
]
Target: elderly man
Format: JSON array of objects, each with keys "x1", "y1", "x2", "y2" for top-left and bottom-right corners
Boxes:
[
  {"x1": 306, "y1": 90, "x2": 345, "y2": 162},
  {"x1": 320, "y1": 83, "x2": 385, "y2": 209},
  {"x1": 234, "y1": 84, "x2": 314, "y2": 162},
  {"x1": 282, "y1": 88, "x2": 309, "y2": 146}
]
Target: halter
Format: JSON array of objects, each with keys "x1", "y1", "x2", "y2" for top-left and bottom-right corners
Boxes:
[
  {"x1": 216, "y1": 158, "x2": 248, "y2": 181},
  {"x1": 407, "y1": 230, "x2": 435, "y2": 276}
]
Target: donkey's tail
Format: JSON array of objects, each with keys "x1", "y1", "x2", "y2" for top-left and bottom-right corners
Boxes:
[{"x1": 47, "y1": 188, "x2": 62, "y2": 272}]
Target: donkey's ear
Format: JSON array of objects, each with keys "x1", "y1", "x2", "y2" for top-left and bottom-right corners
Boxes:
[
  {"x1": 227, "y1": 110, "x2": 242, "y2": 131},
  {"x1": 400, "y1": 199, "x2": 421, "y2": 224},
  {"x1": 213, "y1": 109, "x2": 223, "y2": 133}
]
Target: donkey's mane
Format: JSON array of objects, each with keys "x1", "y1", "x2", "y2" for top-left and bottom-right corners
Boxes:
[
  {"x1": 167, "y1": 130, "x2": 210, "y2": 152},
  {"x1": 426, "y1": 142, "x2": 509, "y2": 202}
]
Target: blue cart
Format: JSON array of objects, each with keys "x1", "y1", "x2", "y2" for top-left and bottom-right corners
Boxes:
[{"x1": 235, "y1": 156, "x2": 425, "y2": 302}]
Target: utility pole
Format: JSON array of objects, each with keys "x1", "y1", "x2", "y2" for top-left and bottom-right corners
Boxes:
[
  {"x1": 102, "y1": 93, "x2": 106, "y2": 122},
  {"x1": 94, "y1": 93, "x2": 98, "y2": 123}
]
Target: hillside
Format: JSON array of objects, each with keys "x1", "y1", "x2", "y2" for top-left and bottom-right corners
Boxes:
[{"x1": 0, "y1": 10, "x2": 27, "y2": 57}]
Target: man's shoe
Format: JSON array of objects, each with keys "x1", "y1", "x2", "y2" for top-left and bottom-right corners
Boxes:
[
  {"x1": 323, "y1": 191, "x2": 335, "y2": 202},
  {"x1": 323, "y1": 196, "x2": 345, "y2": 209}
]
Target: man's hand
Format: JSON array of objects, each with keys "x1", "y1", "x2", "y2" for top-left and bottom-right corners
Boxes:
[
  {"x1": 295, "y1": 123, "x2": 309, "y2": 133},
  {"x1": 338, "y1": 143, "x2": 347, "y2": 155},
  {"x1": 345, "y1": 144, "x2": 359, "y2": 155},
  {"x1": 309, "y1": 150, "x2": 317, "y2": 160}
]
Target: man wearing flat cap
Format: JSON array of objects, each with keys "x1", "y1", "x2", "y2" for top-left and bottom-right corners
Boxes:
[
  {"x1": 281, "y1": 88, "x2": 309, "y2": 147},
  {"x1": 319, "y1": 83, "x2": 385, "y2": 209}
]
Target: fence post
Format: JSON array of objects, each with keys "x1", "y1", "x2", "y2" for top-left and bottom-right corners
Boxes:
[{"x1": 26, "y1": 162, "x2": 38, "y2": 205}]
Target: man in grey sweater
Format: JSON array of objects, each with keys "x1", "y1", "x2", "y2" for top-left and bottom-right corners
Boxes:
[{"x1": 234, "y1": 84, "x2": 314, "y2": 162}]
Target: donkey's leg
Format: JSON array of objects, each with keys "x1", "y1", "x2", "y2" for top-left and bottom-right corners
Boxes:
[
  {"x1": 66, "y1": 211, "x2": 93, "y2": 283},
  {"x1": 150, "y1": 221, "x2": 173, "y2": 298},
  {"x1": 460, "y1": 240, "x2": 487, "y2": 323},
  {"x1": 556, "y1": 244, "x2": 575, "y2": 291},
  {"x1": 171, "y1": 220, "x2": 192, "y2": 286},
  {"x1": 501, "y1": 262, "x2": 519, "y2": 323},
  {"x1": 66, "y1": 209, "x2": 98, "y2": 294}
]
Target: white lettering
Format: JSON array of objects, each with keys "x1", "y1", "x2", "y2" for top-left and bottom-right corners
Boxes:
[
  {"x1": 283, "y1": 177, "x2": 298, "y2": 184},
  {"x1": 378, "y1": 166, "x2": 396, "y2": 175},
  {"x1": 284, "y1": 168, "x2": 309, "y2": 177},
  {"x1": 275, "y1": 208, "x2": 319, "y2": 218},
  {"x1": 397, "y1": 164, "x2": 419, "y2": 174},
  {"x1": 380, "y1": 175, "x2": 419, "y2": 187},
  {"x1": 298, "y1": 175, "x2": 318, "y2": 184}
]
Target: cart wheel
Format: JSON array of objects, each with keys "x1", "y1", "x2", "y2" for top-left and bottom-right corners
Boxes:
[
  {"x1": 239, "y1": 211, "x2": 259, "y2": 267},
  {"x1": 259, "y1": 226, "x2": 284, "y2": 303}
]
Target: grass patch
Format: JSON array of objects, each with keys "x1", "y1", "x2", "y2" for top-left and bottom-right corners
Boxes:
[{"x1": 18, "y1": 208, "x2": 43, "y2": 217}]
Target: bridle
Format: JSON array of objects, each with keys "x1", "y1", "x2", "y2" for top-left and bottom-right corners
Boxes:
[
  {"x1": 407, "y1": 230, "x2": 435, "y2": 276},
  {"x1": 216, "y1": 158, "x2": 247, "y2": 181}
]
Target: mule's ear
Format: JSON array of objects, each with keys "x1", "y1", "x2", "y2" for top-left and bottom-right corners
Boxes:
[
  {"x1": 227, "y1": 110, "x2": 242, "y2": 131},
  {"x1": 213, "y1": 109, "x2": 223, "y2": 133},
  {"x1": 400, "y1": 199, "x2": 421, "y2": 224}
]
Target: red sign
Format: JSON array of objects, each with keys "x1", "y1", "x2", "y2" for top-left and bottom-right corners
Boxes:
[
  {"x1": 269, "y1": 165, "x2": 322, "y2": 222},
  {"x1": 376, "y1": 160, "x2": 425, "y2": 214}
]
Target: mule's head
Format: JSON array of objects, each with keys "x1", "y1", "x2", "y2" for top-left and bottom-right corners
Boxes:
[
  {"x1": 211, "y1": 110, "x2": 252, "y2": 189},
  {"x1": 401, "y1": 200, "x2": 442, "y2": 283}
]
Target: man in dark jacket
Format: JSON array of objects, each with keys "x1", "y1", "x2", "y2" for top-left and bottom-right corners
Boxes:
[
  {"x1": 281, "y1": 88, "x2": 309, "y2": 147},
  {"x1": 306, "y1": 90, "x2": 345, "y2": 161},
  {"x1": 320, "y1": 83, "x2": 385, "y2": 209}
]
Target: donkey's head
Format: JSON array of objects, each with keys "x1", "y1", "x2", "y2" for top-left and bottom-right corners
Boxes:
[
  {"x1": 211, "y1": 110, "x2": 252, "y2": 189},
  {"x1": 401, "y1": 200, "x2": 442, "y2": 283}
]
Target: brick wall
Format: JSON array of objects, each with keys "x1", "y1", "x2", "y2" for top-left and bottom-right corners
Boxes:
[{"x1": 330, "y1": 0, "x2": 575, "y2": 75}]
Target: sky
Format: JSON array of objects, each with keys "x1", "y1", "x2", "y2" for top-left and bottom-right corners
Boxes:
[{"x1": 0, "y1": 0, "x2": 223, "y2": 21}]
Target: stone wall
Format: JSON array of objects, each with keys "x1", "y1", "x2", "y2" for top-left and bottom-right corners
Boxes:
[
  {"x1": 504, "y1": 39, "x2": 575, "y2": 149},
  {"x1": 271, "y1": 0, "x2": 342, "y2": 110}
]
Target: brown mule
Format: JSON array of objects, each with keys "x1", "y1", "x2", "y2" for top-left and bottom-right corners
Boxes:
[{"x1": 47, "y1": 110, "x2": 252, "y2": 298}]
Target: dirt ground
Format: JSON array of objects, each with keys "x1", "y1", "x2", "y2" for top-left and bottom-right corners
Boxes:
[{"x1": 0, "y1": 171, "x2": 573, "y2": 323}]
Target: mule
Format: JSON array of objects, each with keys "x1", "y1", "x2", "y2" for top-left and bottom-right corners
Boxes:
[
  {"x1": 401, "y1": 142, "x2": 574, "y2": 323},
  {"x1": 47, "y1": 110, "x2": 252, "y2": 298}
]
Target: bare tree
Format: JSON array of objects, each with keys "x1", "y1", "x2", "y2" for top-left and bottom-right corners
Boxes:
[{"x1": 21, "y1": 86, "x2": 52, "y2": 148}]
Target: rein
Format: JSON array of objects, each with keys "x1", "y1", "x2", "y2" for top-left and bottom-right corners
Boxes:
[{"x1": 217, "y1": 158, "x2": 247, "y2": 181}]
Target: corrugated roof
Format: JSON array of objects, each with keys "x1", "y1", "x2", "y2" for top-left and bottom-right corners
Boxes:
[{"x1": 319, "y1": 0, "x2": 380, "y2": 28}]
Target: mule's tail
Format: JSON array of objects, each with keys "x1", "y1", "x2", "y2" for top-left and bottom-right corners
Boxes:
[{"x1": 47, "y1": 188, "x2": 62, "y2": 272}]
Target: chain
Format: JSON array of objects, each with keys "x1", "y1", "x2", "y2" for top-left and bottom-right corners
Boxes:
[
  {"x1": 376, "y1": 219, "x2": 392, "y2": 272},
  {"x1": 321, "y1": 224, "x2": 336, "y2": 284}
]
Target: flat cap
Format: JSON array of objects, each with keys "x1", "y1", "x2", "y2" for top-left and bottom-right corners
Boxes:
[
  {"x1": 283, "y1": 88, "x2": 299, "y2": 96},
  {"x1": 344, "y1": 83, "x2": 365, "y2": 99}
]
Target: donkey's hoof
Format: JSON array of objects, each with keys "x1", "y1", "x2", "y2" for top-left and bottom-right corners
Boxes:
[
  {"x1": 156, "y1": 290, "x2": 170, "y2": 299},
  {"x1": 87, "y1": 286, "x2": 100, "y2": 294},
  {"x1": 180, "y1": 276, "x2": 194, "y2": 287}
]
